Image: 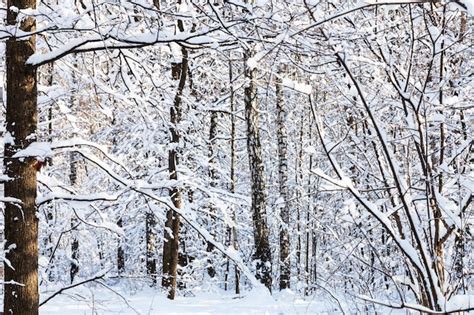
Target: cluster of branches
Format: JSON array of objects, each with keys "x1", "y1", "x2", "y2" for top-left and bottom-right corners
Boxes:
[{"x1": 0, "y1": 0, "x2": 472, "y2": 314}]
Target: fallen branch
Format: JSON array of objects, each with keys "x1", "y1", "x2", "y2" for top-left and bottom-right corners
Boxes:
[{"x1": 39, "y1": 271, "x2": 109, "y2": 307}]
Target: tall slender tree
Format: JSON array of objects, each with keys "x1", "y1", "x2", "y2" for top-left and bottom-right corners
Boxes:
[
  {"x1": 244, "y1": 51, "x2": 272, "y2": 291},
  {"x1": 162, "y1": 1, "x2": 188, "y2": 298},
  {"x1": 275, "y1": 72, "x2": 290, "y2": 290}
]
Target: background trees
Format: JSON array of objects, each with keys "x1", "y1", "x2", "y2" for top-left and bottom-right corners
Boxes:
[{"x1": 0, "y1": 0, "x2": 472, "y2": 314}]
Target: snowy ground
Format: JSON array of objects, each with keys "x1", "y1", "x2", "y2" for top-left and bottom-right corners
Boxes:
[
  {"x1": 38, "y1": 284, "x2": 343, "y2": 315},
  {"x1": 2, "y1": 282, "x2": 471, "y2": 314}
]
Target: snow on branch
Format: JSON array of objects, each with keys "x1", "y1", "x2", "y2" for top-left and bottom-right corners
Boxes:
[
  {"x1": 37, "y1": 191, "x2": 123, "y2": 207},
  {"x1": 12, "y1": 142, "x2": 52, "y2": 161},
  {"x1": 27, "y1": 28, "x2": 227, "y2": 67},
  {"x1": 34, "y1": 138, "x2": 266, "y2": 292}
]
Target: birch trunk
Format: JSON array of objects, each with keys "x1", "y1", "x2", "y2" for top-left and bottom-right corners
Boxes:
[
  {"x1": 244, "y1": 52, "x2": 272, "y2": 291},
  {"x1": 275, "y1": 74, "x2": 290, "y2": 290},
  {"x1": 206, "y1": 111, "x2": 218, "y2": 278}
]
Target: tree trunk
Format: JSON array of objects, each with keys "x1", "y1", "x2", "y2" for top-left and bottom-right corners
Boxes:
[
  {"x1": 117, "y1": 217, "x2": 125, "y2": 274},
  {"x1": 275, "y1": 74, "x2": 290, "y2": 290},
  {"x1": 4, "y1": 0, "x2": 39, "y2": 313},
  {"x1": 145, "y1": 151, "x2": 158, "y2": 284},
  {"x1": 69, "y1": 60, "x2": 79, "y2": 284},
  {"x1": 305, "y1": 111, "x2": 313, "y2": 295},
  {"x1": 226, "y1": 59, "x2": 240, "y2": 294},
  {"x1": 295, "y1": 112, "x2": 304, "y2": 286},
  {"x1": 69, "y1": 152, "x2": 79, "y2": 283},
  {"x1": 244, "y1": 52, "x2": 272, "y2": 291},
  {"x1": 146, "y1": 211, "x2": 157, "y2": 284},
  {"x1": 206, "y1": 111, "x2": 218, "y2": 278},
  {"x1": 162, "y1": 48, "x2": 188, "y2": 300}
]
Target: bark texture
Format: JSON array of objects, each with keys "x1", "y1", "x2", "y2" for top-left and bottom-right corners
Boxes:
[
  {"x1": 206, "y1": 111, "x2": 218, "y2": 278},
  {"x1": 244, "y1": 54, "x2": 272, "y2": 291},
  {"x1": 4, "y1": 0, "x2": 39, "y2": 314},
  {"x1": 275, "y1": 75, "x2": 290, "y2": 290},
  {"x1": 69, "y1": 64, "x2": 79, "y2": 284},
  {"x1": 162, "y1": 48, "x2": 188, "y2": 300},
  {"x1": 146, "y1": 211, "x2": 157, "y2": 284}
]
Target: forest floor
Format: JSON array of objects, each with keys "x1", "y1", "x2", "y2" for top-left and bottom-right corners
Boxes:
[
  {"x1": 4, "y1": 281, "x2": 471, "y2": 314},
  {"x1": 37, "y1": 283, "x2": 343, "y2": 314}
]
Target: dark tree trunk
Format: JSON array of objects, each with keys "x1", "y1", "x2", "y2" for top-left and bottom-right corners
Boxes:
[
  {"x1": 206, "y1": 111, "x2": 218, "y2": 278},
  {"x1": 162, "y1": 191, "x2": 182, "y2": 299},
  {"x1": 117, "y1": 217, "x2": 125, "y2": 274},
  {"x1": 69, "y1": 61, "x2": 79, "y2": 284},
  {"x1": 70, "y1": 223, "x2": 79, "y2": 283},
  {"x1": 244, "y1": 52, "x2": 272, "y2": 291},
  {"x1": 146, "y1": 211, "x2": 157, "y2": 284},
  {"x1": 162, "y1": 48, "x2": 188, "y2": 300},
  {"x1": 4, "y1": 0, "x2": 39, "y2": 314},
  {"x1": 295, "y1": 112, "x2": 304, "y2": 286},
  {"x1": 70, "y1": 154, "x2": 80, "y2": 282},
  {"x1": 224, "y1": 59, "x2": 240, "y2": 294},
  {"x1": 275, "y1": 74, "x2": 290, "y2": 290}
]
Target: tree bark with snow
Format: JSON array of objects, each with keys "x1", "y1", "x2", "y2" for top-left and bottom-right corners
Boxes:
[
  {"x1": 162, "y1": 12, "x2": 188, "y2": 298},
  {"x1": 244, "y1": 52, "x2": 272, "y2": 291},
  {"x1": 4, "y1": 0, "x2": 39, "y2": 313},
  {"x1": 275, "y1": 73, "x2": 291, "y2": 290}
]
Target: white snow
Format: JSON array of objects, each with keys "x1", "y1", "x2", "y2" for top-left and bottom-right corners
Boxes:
[
  {"x1": 246, "y1": 50, "x2": 267, "y2": 70},
  {"x1": 281, "y1": 77, "x2": 312, "y2": 94},
  {"x1": 12, "y1": 142, "x2": 52, "y2": 161},
  {"x1": 38, "y1": 286, "x2": 342, "y2": 315},
  {"x1": 460, "y1": 0, "x2": 474, "y2": 15}
]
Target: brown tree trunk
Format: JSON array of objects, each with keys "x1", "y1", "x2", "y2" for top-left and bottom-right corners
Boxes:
[
  {"x1": 162, "y1": 48, "x2": 188, "y2": 300},
  {"x1": 158, "y1": 0, "x2": 187, "y2": 300},
  {"x1": 244, "y1": 51, "x2": 272, "y2": 291},
  {"x1": 4, "y1": 0, "x2": 39, "y2": 313}
]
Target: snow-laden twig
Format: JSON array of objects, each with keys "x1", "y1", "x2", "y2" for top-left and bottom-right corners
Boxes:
[{"x1": 39, "y1": 271, "x2": 110, "y2": 307}]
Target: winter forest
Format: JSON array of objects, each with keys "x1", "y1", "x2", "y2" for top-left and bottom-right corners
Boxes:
[{"x1": 0, "y1": 0, "x2": 473, "y2": 314}]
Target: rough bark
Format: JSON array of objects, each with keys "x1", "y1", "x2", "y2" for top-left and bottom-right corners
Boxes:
[
  {"x1": 162, "y1": 48, "x2": 188, "y2": 300},
  {"x1": 206, "y1": 111, "x2": 218, "y2": 278},
  {"x1": 146, "y1": 211, "x2": 157, "y2": 284},
  {"x1": 275, "y1": 74, "x2": 290, "y2": 290},
  {"x1": 69, "y1": 62, "x2": 79, "y2": 284},
  {"x1": 69, "y1": 151, "x2": 80, "y2": 283},
  {"x1": 244, "y1": 52, "x2": 272, "y2": 291},
  {"x1": 4, "y1": 0, "x2": 39, "y2": 313},
  {"x1": 452, "y1": 12, "x2": 468, "y2": 294}
]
